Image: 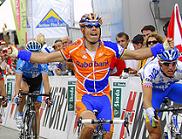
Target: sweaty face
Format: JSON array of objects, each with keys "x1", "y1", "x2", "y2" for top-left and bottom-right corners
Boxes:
[
  {"x1": 159, "y1": 61, "x2": 177, "y2": 77},
  {"x1": 83, "y1": 24, "x2": 101, "y2": 44}
]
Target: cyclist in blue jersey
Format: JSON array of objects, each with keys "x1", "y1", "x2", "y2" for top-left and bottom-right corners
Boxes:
[
  {"x1": 139, "y1": 48, "x2": 182, "y2": 139},
  {"x1": 14, "y1": 41, "x2": 51, "y2": 136}
]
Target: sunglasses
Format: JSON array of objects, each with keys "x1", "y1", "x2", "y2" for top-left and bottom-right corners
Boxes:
[
  {"x1": 85, "y1": 22, "x2": 101, "y2": 28},
  {"x1": 160, "y1": 61, "x2": 177, "y2": 67},
  {"x1": 147, "y1": 40, "x2": 158, "y2": 45}
]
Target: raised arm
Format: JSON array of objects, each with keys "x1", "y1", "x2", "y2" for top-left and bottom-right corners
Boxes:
[
  {"x1": 30, "y1": 51, "x2": 64, "y2": 63},
  {"x1": 122, "y1": 47, "x2": 153, "y2": 60},
  {"x1": 7, "y1": 46, "x2": 65, "y2": 64},
  {"x1": 122, "y1": 38, "x2": 173, "y2": 60}
]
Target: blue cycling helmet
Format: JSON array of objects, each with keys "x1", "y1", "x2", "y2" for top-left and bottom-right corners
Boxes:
[
  {"x1": 157, "y1": 48, "x2": 179, "y2": 61},
  {"x1": 79, "y1": 13, "x2": 102, "y2": 28},
  {"x1": 26, "y1": 40, "x2": 42, "y2": 52}
]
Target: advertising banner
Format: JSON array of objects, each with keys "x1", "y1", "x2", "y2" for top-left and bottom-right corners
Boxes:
[
  {"x1": 10, "y1": 0, "x2": 27, "y2": 45},
  {"x1": 4, "y1": 76, "x2": 182, "y2": 139},
  {"x1": 26, "y1": 0, "x2": 72, "y2": 40}
]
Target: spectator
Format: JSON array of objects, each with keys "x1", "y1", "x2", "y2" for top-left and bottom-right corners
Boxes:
[
  {"x1": 53, "y1": 37, "x2": 74, "y2": 76},
  {"x1": 60, "y1": 36, "x2": 72, "y2": 49},
  {"x1": 132, "y1": 34, "x2": 144, "y2": 50},
  {"x1": 163, "y1": 21, "x2": 169, "y2": 37},
  {"x1": 52, "y1": 39, "x2": 62, "y2": 51},
  {"x1": 132, "y1": 34, "x2": 144, "y2": 72},
  {"x1": 141, "y1": 25, "x2": 156, "y2": 40},
  {"x1": 140, "y1": 32, "x2": 164, "y2": 68},
  {"x1": 35, "y1": 33, "x2": 56, "y2": 75},
  {"x1": 116, "y1": 32, "x2": 131, "y2": 49},
  {"x1": 162, "y1": 20, "x2": 182, "y2": 61},
  {"x1": 2, "y1": 24, "x2": 10, "y2": 45},
  {"x1": 116, "y1": 32, "x2": 139, "y2": 74},
  {"x1": 36, "y1": 33, "x2": 54, "y2": 53},
  {"x1": 35, "y1": 33, "x2": 46, "y2": 47}
]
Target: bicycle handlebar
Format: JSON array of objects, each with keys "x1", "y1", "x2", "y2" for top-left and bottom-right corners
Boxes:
[
  {"x1": 80, "y1": 119, "x2": 126, "y2": 124},
  {"x1": 77, "y1": 117, "x2": 130, "y2": 136},
  {"x1": 19, "y1": 91, "x2": 50, "y2": 97},
  {"x1": 156, "y1": 107, "x2": 182, "y2": 113}
]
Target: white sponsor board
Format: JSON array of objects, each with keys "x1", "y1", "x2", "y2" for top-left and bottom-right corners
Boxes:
[
  {"x1": 27, "y1": 0, "x2": 72, "y2": 40},
  {"x1": 4, "y1": 75, "x2": 182, "y2": 139}
]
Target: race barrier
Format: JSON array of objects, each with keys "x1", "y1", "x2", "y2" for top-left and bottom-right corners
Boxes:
[{"x1": 2, "y1": 75, "x2": 181, "y2": 139}]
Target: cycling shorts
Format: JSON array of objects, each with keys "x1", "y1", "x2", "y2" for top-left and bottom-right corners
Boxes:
[
  {"x1": 145, "y1": 83, "x2": 182, "y2": 119},
  {"x1": 22, "y1": 74, "x2": 42, "y2": 102},
  {"x1": 76, "y1": 93, "x2": 112, "y2": 131}
]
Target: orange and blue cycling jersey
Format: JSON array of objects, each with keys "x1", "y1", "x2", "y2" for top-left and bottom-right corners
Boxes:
[
  {"x1": 61, "y1": 38, "x2": 124, "y2": 95},
  {"x1": 61, "y1": 38, "x2": 124, "y2": 131}
]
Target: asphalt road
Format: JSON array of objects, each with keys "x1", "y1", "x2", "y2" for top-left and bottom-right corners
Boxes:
[
  {"x1": 0, "y1": 126, "x2": 19, "y2": 139},
  {"x1": 0, "y1": 126, "x2": 47, "y2": 139}
]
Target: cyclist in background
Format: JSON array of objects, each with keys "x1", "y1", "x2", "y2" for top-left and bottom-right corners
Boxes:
[
  {"x1": 14, "y1": 41, "x2": 51, "y2": 137},
  {"x1": 8, "y1": 13, "x2": 173, "y2": 139},
  {"x1": 139, "y1": 48, "x2": 182, "y2": 139}
]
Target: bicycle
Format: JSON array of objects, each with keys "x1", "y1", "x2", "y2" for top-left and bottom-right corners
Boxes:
[
  {"x1": 17, "y1": 90, "x2": 50, "y2": 139},
  {"x1": 77, "y1": 117, "x2": 130, "y2": 139},
  {"x1": 155, "y1": 97, "x2": 182, "y2": 139}
]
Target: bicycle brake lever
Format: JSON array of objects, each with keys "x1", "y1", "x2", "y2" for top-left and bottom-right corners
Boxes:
[
  {"x1": 124, "y1": 117, "x2": 130, "y2": 136},
  {"x1": 77, "y1": 117, "x2": 82, "y2": 137}
]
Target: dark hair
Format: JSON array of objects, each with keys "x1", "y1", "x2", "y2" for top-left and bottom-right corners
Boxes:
[
  {"x1": 163, "y1": 21, "x2": 169, "y2": 36},
  {"x1": 132, "y1": 34, "x2": 144, "y2": 44},
  {"x1": 54, "y1": 39, "x2": 62, "y2": 43},
  {"x1": 141, "y1": 25, "x2": 156, "y2": 33},
  {"x1": 116, "y1": 32, "x2": 129, "y2": 41}
]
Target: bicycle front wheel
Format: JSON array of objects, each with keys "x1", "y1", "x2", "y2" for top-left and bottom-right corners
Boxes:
[{"x1": 27, "y1": 113, "x2": 37, "y2": 139}]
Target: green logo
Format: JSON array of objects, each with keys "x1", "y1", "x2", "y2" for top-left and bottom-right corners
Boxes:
[
  {"x1": 112, "y1": 82, "x2": 122, "y2": 118},
  {"x1": 68, "y1": 81, "x2": 76, "y2": 111},
  {"x1": 6, "y1": 82, "x2": 12, "y2": 101}
]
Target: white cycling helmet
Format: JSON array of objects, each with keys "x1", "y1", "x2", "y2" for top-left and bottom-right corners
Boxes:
[
  {"x1": 157, "y1": 48, "x2": 179, "y2": 61},
  {"x1": 26, "y1": 40, "x2": 42, "y2": 52}
]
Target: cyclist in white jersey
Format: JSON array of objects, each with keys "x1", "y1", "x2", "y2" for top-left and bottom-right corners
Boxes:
[{"x1": 140, "y1": 48, "x2": 182, "y2": 139}]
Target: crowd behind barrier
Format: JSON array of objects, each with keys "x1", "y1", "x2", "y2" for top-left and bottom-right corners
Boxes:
[{"x1": 1, "y1": 75, "x2": 181, "y2": 139}]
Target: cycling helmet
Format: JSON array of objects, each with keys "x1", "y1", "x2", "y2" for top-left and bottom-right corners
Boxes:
[
  {"x1": 157, "y1": 48, "x2": 179, "y2": 61},
  {"x1": 26, "y1": 40, "x2": 42, "y2": 52},
  {"x1": 79, "y1": 13, "x2": 102, "y2": 28}
]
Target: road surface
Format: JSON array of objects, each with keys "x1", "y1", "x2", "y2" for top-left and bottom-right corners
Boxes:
[{"x1": 0, "y1": 126, "x2": 47, "y2": 139}]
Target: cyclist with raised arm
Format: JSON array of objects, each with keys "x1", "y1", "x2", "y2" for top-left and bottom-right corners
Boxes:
[
  {"x1": 7, "y1": 13, "x2": 173, "y2": 139},
  {"x1": 139, "y1": 48, "x2": 182, "y2": 139},
  {"x1": 14, "y1": 41, "x2": 51, "y2": 138}
]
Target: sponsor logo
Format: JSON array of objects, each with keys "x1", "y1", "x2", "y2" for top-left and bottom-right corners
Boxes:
[
  {"x1": 75, "y1": 60, "x2": 109, "y2": 68},
  {"x1": 6, "y1": 81, "x2": 12, "y2": 101},
  {"x1": 68, "y1": 81, "x2": 76, "y2": 111},
  {"x1": 42, "y1": 87, "x2": 67, "y2": 131},
  {"x1": 112, "y1": 82, "x2": 126, "y2": 118},
  {"x1": 37, "y1": 9, "x2": 66, "y2": 28}
]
